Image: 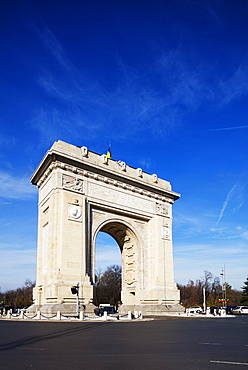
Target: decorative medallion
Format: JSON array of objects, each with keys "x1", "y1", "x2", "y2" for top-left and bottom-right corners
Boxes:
[{"x1": 68, "y1": 205, "x2": 82, "y2": 219}]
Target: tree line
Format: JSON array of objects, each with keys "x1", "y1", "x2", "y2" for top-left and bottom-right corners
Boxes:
[
  {"x1": 1, "y1": 268, "x2": 248, "y2": 309},
  {"x1": 177, "y1": 270, "x2": 244, "y2": 308},
  {"x1": 94, "y1": 266, "x2": 248, "y2": 308},
  {"x1": 0, "y1": 279, "x2": 35, "y2": 308}
]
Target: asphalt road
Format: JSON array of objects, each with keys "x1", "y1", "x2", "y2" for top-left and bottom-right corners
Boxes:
[{"x1": 0, "y1": 316, "x2": 248, "y2": 369}]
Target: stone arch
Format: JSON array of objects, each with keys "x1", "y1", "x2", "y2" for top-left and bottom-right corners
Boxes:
[{"x1": 31, "y1": 140, "x2": 182, "y2": 315}]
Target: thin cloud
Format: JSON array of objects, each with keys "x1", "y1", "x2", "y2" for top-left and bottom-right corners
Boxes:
[
  {"x1": 34, "y1": 25, "x2": 77, "y2": 76},
  {"x1": 174, "y1": 210, "x2": 201, "y2": 227},
  {"x1": 241, "y1": 231, "x2": 248, "y2": 240},
  {"x1": 0, "y1": 246, "x2": 36, "y2": 291},
  {"x1": 174, "y1": 196, "x2": 247, "y2": 241},
  {"x1": 31, "y1": 28, "x2": 203, "y2": 142},
  {"x1": 0, "y1": 171, "x2": 36, "y2": 200},
  {"x1": 32, "y1": 25, "x2": 248, "y2": 146},
  {"x1": 139, "y1": 158, "x2": 154, "y2": 170},
  {"x1": 95, "y1": 244, "x2": 121, "y2": 271},
  {"x1": 185, "y1": 0, "x2": 221, "y2": 24},
  {"x1": 174, "y1": 241, "x2": 248, "y2": 289},
  {"x1": 219, "y1": 65, "x2": 248, "y2": 105}
]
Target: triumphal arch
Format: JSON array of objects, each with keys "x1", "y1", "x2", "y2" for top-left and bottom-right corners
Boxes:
[{"x1": 31, "y1": 140, "x2": 182, "y2": 315}]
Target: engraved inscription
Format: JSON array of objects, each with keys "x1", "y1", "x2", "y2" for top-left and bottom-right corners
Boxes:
[
  {"x1": 88, "y1": 182, "x2": 152, "y2": 213},
  {"x1": 67, "y1": 262, "x2": 80, "y2": 269}
]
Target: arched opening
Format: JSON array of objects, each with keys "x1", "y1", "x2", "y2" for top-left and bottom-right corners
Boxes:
[
  {"x1": 94, "y1": 231, "x2": 121, "y2": 307},
  {"x1": 93, "y1": 221, "x2": 140, "y2": 307},
  {"x1": 95, "y1": 231, "x2": 121, "y2": 273}
]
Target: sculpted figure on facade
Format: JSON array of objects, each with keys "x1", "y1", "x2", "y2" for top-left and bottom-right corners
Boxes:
[{"x1": 62, "y1": 175, "x2": 84, "y2": 192}]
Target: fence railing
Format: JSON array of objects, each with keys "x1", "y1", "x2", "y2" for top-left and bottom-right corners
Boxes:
[{"x1": 0, "y1": 309, "x2": 143, "y2": 321}]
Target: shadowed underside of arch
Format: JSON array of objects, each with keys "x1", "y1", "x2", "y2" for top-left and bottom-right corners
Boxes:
[
  {"x1": 99, "y1": 222, "x2": 137, "y2": 251},
  {"x1": 100, "y1": 222, "x2": 127, "y2": 250}
]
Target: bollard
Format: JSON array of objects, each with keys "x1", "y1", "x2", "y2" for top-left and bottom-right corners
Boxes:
[
  {"x1": 7, "y1": 310, "x2": 11, "y2": 319},
  {"x1": 128, "y1": 311, "x2": 132, "y2": 320},
  {"x1": 206, "y1": 308, "x2": 210, "y2": 317},
  {"x1": 37, "y1": 311, "x2": 41, "y2": 320},
  {"x1": 220, "y1": 309, "x2": 226, "y2": 317},
  {"x1": 103, "y1": 311, "x2": 108, "y2": 321},
  {"x1": 79, "y1": 311, "x2": 84, "y2": 321},
  {"x1": 20, "y1": 311, "x2": 24, "y2": 320},
  {"x1": 139, "y1": 311, "x2": 143, "y2": 319},
  {"x1": 134, "y1": 311, "x2": 138, "y2": 319},
  {"x1": 56, "y1": 311, "x2": 61, "y2": 320}
]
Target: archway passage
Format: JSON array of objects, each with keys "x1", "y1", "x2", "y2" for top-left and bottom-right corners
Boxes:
[
  {"x1": 31, "y1": 140, "x2": 182, "y2": 315},
  {"x1": 94, "y1": 221, "x2": 140, "y2": 307},
  {"x1": 95, "y1": 231, "x2": 121, "y2": 272},
  {"x1": 94, "y1": 231, "x2": 122, "y2": 307}
]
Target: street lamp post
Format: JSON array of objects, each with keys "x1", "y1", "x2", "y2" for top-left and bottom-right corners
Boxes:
[
  {"x1": 220, "y1": 266, "x2": 226, "y2": 308},
  {"x1": 203, "y1": 287, "x2": 206, "y2": 313}
]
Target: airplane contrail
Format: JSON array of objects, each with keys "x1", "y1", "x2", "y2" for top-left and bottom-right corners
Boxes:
[
  {"x1": 216, "y1": 183, "x2": 237, "y2": 225},
  {"x1": 208, "y1": 125, "x2": 248, "y2": 132}
]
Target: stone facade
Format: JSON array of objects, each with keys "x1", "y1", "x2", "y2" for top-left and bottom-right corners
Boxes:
[{"x1": 30, "y1": 140, "x2": 182, "y2": 314}]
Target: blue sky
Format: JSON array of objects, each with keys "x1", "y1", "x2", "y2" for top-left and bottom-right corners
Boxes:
[{"x1": 1, "y1": 0, "x2": 247, "y2": 292}]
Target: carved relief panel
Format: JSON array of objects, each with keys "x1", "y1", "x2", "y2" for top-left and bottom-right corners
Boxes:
[
  {"x1": 62, "y1": 174, "x2": 84, "y2": 193},
  {"x1": 156, "y1": 202, "x2": 169, "y2": 216},
  {"x1": 122, "y1": 236, "x2": 135, "y2": 286}
]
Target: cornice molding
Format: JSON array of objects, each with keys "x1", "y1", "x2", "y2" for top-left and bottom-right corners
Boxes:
[{"x1": 36, "y1": 160, "x2": 177, "y2": 204}]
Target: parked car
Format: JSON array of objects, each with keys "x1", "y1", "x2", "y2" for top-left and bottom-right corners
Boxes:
[
  {"x1": 0, "y1": 306, "x2": 18, "y2": 314},
  {"x1": 209, "y1": 306, "x2": 221, "y2": 315},
  {"x1": 188, "y1": 306, "x2": 202, "y2": 314},
  {"x1": 225, "y1": 305, "x2": 237, "y2": 314},
  {"x1": 94, "y1": 306, "x2": 118, "y2": 316},
  {"x1": 232, "y1": 306, "x2": 248, "y2": 315}
]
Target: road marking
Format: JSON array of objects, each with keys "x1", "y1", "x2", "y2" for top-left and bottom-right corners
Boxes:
[
  {"x1": 19, "y1": 347, "x2": 45, "y2": 351},
  {"x1": 211, "y1": 361, "x2": 248, "y2": 366},
  {"x1": 199, "y1": 342, "x2": 222, "y2": 346}
]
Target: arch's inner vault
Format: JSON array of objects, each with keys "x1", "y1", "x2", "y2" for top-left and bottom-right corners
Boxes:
[{"x1": 30, "y1": 140, "x2": 183, "y2": 315}]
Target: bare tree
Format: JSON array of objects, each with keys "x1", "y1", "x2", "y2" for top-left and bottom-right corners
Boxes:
[
  {"x1": 0, "y1": 279, "x2": 35, "y2": 308},
  {"x1": 94, "y1": 265, "x2": 121, "y2": 307},
  {"x1": 177, "y1": 271, "x2": 242, "y2": 308}
]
